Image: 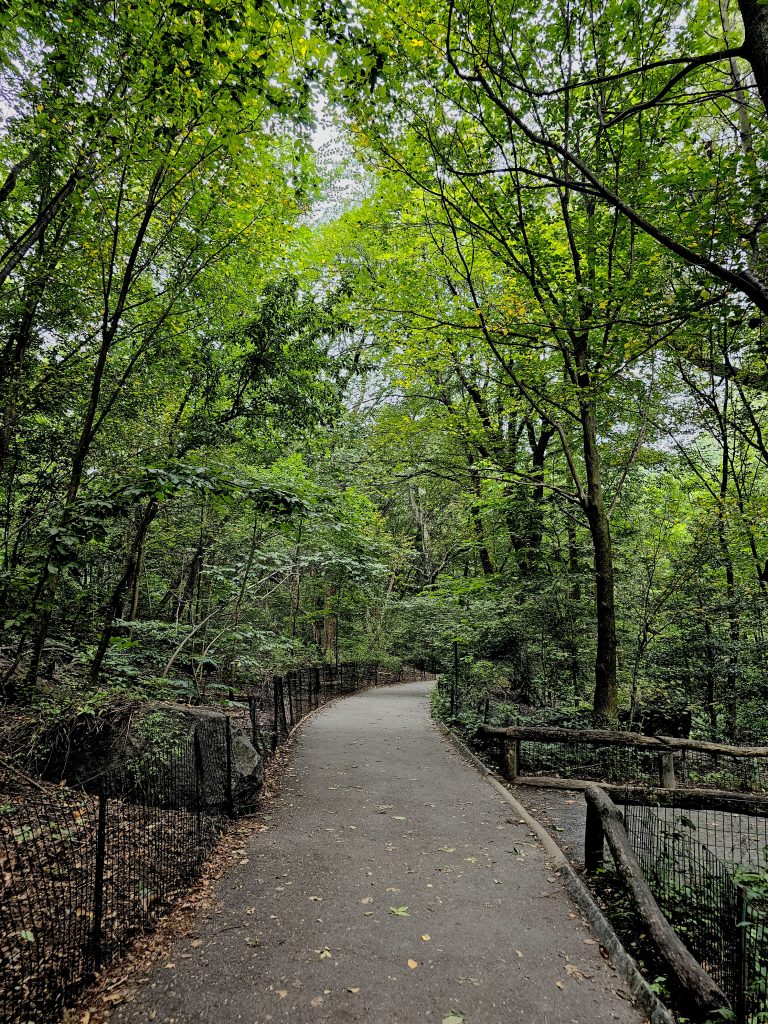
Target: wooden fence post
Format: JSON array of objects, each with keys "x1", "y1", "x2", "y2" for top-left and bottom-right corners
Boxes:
[
  {"x1": 659, "y1": 751, "x2": 677, "y2": 789},
  {"x1": 584, "y1": 799, "x2": 604, "y2": 872},
  {"x1": 503, "y1": 739, "x2": 519, "y2": 782}
]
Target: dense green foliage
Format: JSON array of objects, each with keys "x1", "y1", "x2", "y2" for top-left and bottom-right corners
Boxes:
[{"x1": 1, "y1": 0, "x2": 767, "y2": 738}]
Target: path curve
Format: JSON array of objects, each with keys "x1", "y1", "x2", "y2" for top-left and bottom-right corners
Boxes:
[{"x1": 115, "y1": 682, "x2": 644, "y2": 1024}]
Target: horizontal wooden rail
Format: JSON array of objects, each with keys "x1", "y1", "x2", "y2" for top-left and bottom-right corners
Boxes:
[
  {"x1": 583, "y1": 784, "x2": 731, "y2": 1017},
  {"x1": 511, "y1": 778, "x2": 768, "y2": 815},
  {"x1": 477, "y1": 723, "x2": 768, "y2": 759}
]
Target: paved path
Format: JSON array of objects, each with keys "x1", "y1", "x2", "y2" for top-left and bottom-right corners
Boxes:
[{"x1": 116, "y1": 682, "x2": 645, "y2": 1024}]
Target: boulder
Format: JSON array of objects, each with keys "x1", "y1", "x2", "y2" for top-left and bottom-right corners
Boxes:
[{"x1": 56, "y1": 702, "x2": 264, "y2": 813}]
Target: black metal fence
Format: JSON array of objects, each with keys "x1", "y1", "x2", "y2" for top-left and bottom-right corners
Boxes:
[
  {"x1": 0, "y1": 661, "x2": 419, "y2": 1024},
  {"x1": 233, "y1": 662, "x2": 390, "y2": 755},
  {"x1": 622, "y1": 799, "x2": 768, "y2": 1022}
]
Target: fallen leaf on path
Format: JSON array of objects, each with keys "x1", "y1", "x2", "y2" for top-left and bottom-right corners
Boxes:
[
  {"x1": 393, "y1": 816, "x2": 406, "y2": 821},
  {"x1": 389, "y1": 906, "x2": 410, "y2": 916},
  {"x1": 555, "y1": 980, "x2": 564, "y2": 989},
  {"x1": 442, "y1": 1012, "x2": 465, "y2": 1024},
  {"x1": 164, "y1": 963, "x2": 175, "y2": 969},
  {"x1": 421, "y1": 935, "x2": 430, "y2": 941},
  {"x1": 347, "y1": 987, "x2": 360, "y2": 994},
  {"x1": 276, "y1": 990, "x2": 288, "y2": 998},
  {"x1": 364, "y1": 911, "x2": 373, "y2": 916},
  {"x1": 407, "y1": 959, "x2": 418, "y2": 969},
  {"x1": 566, "y1": 964, "x2": 591, "y2": 981},
  {"x1": 377, "y1": 805, "x2": 393, "y2": 813},
  {"x1": 315, "y1": 946, "x2": 332, "y2": 959},
  {"x1": 311, "y1": 996, "x2": 323, "y2": 1007},
  {"x1": 190, "y1": 939, "x2": 203, "y2": 948},
  {"x1": 361, "y1": 896, "x2": 373, "y2": 904},
  {"x1": 309, "y1": 896, "x2": 323, "y2": 902},
  {"x1": 385, "y1": 887, "x2": 400, "y2": 893},
  {"x1": 515, "y1": 950, "x2": 523, "y2": 958},
  {"x1": 438, "y1": 846, "x2": 455, "y2": 853}
]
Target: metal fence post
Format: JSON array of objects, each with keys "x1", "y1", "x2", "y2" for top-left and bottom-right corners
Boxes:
[
  {"x1": 248, "y1": 695, "x2": 260, "y2": 755},
  {"x1": 286, "y1": 672, "x2": 295, "y2": 726},
  {"x1": 91, "y1": 793, "x2": 108, "y2": 972},
  {"x1": 193, "y1": 725, "x2": 205, "y2": 812},
  {"x1": 272, "y1": 677, "x2": 280, "y2": 751},
  {"x1": 736, "y1": 885, "x2": 748, "y2": 1024},
  {"x1": 277, "y1": 676, "x2": 289, "y2": 736},
  {"x1": 450, "y1": 640, "x2": 459, "y2": 718},
  {"x1": 224, "y1": 716, "x2": 234, "y2": 817}
]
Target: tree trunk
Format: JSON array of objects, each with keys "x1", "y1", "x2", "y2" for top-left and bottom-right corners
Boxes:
[
  {"x1": 739, "y1": 0, "x2": 768, "y2": 114},
  {"x1": 579, "y1": 396, "x2": 618, "y2": 727},
  {"x1": 88, "y1": 499, "x2": 159, "y2": 686},
  {"x1": 323, "y1": 585, "x2": 338, "y2": 657},
  {"x1": 702, "y1": 613, "x2": 719, "y2": 737}
]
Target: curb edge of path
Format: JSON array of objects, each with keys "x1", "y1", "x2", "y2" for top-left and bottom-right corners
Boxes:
[{"x1": 435, "y1": 721, "x2": 675, "y2": 1024}]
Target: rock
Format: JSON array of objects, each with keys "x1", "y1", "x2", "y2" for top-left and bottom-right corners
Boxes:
[{"x1": 55, "y1": 702, "x2": 264, "y2": 813}]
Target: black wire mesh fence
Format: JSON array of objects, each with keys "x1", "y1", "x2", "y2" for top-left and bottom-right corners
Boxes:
[
  {"x1": 437, "y1": 651, "x2": 768, "y2": 795},
  {"x1": 437, "y1": 666, "x2": 768, "y2": 795},
  {"x1": 515, "y1": 740, "x2": 768, "y2": 793},
  {"x1": 0, "y1": 661, "x2": 422, "y2": 1024},
  {"x1": 0, "y1": 719, "x2": 229, "y2": 1024},
  {"x1": 518, "y1": 739, "x2": 661, "y2": 785},
  {"x1": 622, "y1": 799, "x2": 768, "y2": 1021},
  {"x1": 436, "y1": 659, "x2": 768, "y2": 1018}
]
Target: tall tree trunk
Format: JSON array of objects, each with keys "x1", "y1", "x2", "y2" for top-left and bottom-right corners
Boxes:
[
  {"x1": 739, "y1": 0, "x2": 768, "y2": 114},
  {"x1": 467, "y1": 464, "x2": 493, "y2": 575},
  {"x1": 702, "y1": 612, "x2": 719, "y2": 738},
  {"x1": 323, "y1": 585, "x2": 338, "y2": 658},
  {"x1": 88, "y1": 499, "x2": 159, "y2": 686},
  {"x1": 580, "y1": 400, "x2": 618, "y2": 727}
]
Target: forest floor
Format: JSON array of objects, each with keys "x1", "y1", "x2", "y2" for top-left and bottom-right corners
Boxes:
[{"x1": 101, "y1": 680, "x2": 645, "y2": 1024}]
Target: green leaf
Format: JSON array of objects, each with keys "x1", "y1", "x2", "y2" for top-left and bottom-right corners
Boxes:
[{"x1": 388, "y1": 906, "x2": 410, "y2": 916}]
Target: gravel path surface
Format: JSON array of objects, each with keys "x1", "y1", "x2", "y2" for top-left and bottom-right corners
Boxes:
[{"x1": 114, "y1": 682, "x2": 646, "y2": 1024}]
